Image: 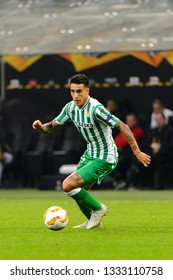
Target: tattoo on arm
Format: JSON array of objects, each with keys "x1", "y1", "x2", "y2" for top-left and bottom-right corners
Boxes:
[
  {"x1": 42, "y1": 121, "x2": 58, "y2": 133},
  {"x1": 118, "y1": 121, "x2": 140, "y2": 154}
]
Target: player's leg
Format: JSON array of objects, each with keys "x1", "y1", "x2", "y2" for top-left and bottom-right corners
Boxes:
[
  {"x1": 74, "y1": 183, "x2": 94, "y2": 220},
  {"x1": 70, "y1": 180, "x2": 101, "y2": 228},
  {"x1": 63, "y1": 155, "x2": 102, "y2": 222},
  {"x1": 62, "y1": 173, "x2": 102, "y2": 214},
  {"x1": 62, "y1": 173, "x2": 106, "y2": 229},
  {"x1": 72, "y1": 183, "x2": 100, "y2": 228},
  {"x1": 74, "y1": 158, "x2": 117, "y2": 229},
  {"x1": 62, "y1": 157, "x2": 117, "y2": 228}
]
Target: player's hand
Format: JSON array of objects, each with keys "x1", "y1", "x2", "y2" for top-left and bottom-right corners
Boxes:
[
  {"x1": 135, "y1": 151, "x2": 151, "y2": 167},
  {"x1": 32, "y1": 120, "x2": 43, "y2": 130}
]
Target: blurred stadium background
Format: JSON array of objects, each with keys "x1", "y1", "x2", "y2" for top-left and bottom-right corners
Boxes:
[{"x1": 0, "y1": 0, "x2": 173, "y2": 189}]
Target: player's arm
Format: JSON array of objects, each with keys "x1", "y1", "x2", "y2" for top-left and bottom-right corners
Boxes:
[
  {"x1": 32, "y1": 119, "x2": 58, "y2": 133},
  {"x1": 116, "y1": 120, "x2": 151, "y2": 167}
]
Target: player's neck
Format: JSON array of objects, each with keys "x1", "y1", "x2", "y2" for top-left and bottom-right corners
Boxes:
[{"x1": 79, "y1": 97, "x2": 90, "y2": 109}]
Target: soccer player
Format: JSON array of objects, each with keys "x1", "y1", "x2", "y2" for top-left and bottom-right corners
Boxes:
[{"x1": 32, "y1": 74, "x2": 151, "y2": 229}]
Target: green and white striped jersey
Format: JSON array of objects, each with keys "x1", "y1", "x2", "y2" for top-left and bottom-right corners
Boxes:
[{"x1": 54, "y1": 97, "x2": 120, "y2": 163}]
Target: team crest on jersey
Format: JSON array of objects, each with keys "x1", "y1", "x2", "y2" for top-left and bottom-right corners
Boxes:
[{"x1": 86, "y1": 111, "x2": 90, "y2": 117}]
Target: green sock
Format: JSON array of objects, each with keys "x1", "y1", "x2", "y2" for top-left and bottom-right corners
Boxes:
[
  {"x1": 72, "y1": 188, "x2": 102, "y2": 212},
  {"x1": 76, "y1": 203, "x2": 92, "y2": 219}
]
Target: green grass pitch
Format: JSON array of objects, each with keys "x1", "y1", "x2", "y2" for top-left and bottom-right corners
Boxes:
[{"x1": 0, "y1": 189, "x2": 173, "y2": 260}]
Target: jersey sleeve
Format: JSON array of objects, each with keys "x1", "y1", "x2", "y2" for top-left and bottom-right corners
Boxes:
[
  {"x1": 94, "y1": 105, "x2": 120, "y2": 128},
  {"x1": 53, "y1": 103, "x2": 71, "y2": 125}
]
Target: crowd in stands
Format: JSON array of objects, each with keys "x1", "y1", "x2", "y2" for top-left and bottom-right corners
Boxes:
[
  {"x1": 112, "y1": 112, "x2": 145, "y2": 190},
  {"x1": 0, "y1": 132, "x2": 13, "y2": 187},
  {"x1": 105, "y1": 98, "x2": 173, "y2": 190},
  {"x1": 0, "y1": 97, "x2": 173, "y2": 190}
]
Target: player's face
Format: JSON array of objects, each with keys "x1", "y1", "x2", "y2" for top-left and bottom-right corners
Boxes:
[{"x1": 70, "y1": 83, "x2": 90, "y2": 107}]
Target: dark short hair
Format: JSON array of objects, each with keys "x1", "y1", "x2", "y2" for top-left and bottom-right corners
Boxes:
[
  {"x1": 152, "y1": 99, "x2": 163, "y2": 106},
  {"x1": 69, "y1": 74, "x2": 89, "y2": 87}
]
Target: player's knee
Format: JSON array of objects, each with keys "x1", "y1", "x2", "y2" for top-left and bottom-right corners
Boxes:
[{"x1": 62, "y1": 178, "x2": 74, "y2": 192}]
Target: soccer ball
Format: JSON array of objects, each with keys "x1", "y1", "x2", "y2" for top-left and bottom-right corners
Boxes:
[{"x1": 43, "y1": 206, "x2": 68, "y2": 230}]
